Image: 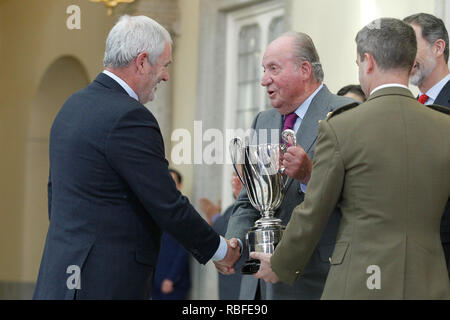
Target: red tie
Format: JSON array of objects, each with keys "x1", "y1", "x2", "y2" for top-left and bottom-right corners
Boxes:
[{"x1": 418, "y1": 94, "x2": 429, "y2": 104}]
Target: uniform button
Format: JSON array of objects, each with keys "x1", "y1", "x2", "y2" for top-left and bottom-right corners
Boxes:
[
  {"x1": 295, "y1": 271, "x2": 300, "y2": 274},
  {"x1": 328, "y1": 257, "x2": 332, "y2": 263}
]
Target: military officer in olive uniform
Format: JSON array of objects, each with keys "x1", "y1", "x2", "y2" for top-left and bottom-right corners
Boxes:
[{"x1": 252, "y1": 18, "x2": 450, "y2": 300}]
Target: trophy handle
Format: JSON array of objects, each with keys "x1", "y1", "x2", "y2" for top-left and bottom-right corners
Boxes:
[
  {"x1": 280, "y1": 129, "x2": 297, "y2": 153},
  {"x1": 279, "y1": 129, "x2": 297, "y2": 177},
  {"x1": 229, "y1": 137, "x2": 246, "y2": 186}
]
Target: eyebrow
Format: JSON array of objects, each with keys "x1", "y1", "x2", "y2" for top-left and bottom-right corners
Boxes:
[{"x1": 263, "y1": 61, "x2": 278, "y2": 68}]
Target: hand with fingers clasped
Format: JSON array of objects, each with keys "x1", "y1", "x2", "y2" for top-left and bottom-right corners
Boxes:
[
  {"x1": 213, "y1": 238, "x2": 241, "y2": 275},
  {"x1": 250, "y1": 252, "x2": 279, "y2": 283},
  {"x1": 280, "y1": 144, "x2": 312, "y2": 184}
]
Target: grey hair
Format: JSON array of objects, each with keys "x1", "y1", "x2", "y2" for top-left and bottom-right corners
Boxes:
[
  {"x1": 103, "y1": 15, "x2": 173, "y2": 68},
  {"x1": 356, "y1": 18, "x2": 417, "y2": 72},
  {"x1": 283, "y1": 31, "x2": 324, "y2": 82},
  {"x1": 404, "y1": 13, "x2": 449, "y2": 63}
]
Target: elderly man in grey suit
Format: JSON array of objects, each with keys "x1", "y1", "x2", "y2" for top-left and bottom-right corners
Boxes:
[{"x1": 223, "y1": 32, "x2": 356, "y2": 300}]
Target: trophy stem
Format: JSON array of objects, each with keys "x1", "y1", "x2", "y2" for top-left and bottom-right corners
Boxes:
[{"x1": 255, "y1": 211, "x2": 282, "y2": 228}]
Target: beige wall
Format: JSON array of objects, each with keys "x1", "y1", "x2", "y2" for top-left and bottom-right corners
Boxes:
[
  {"x1": 21, "y1": 57, "x2": 90, "y2": 282},
  {"x1": 171, "y1": 0, "x2": 200, "y2": 198},
  {"x1": 0, "y1": 0, "x2": 115, "y2": 282},
  {"x1": 0, "y1": 0, "x2": 202, "y2": 284},
  {"x1": 291, "y1": 0, "x2": 435, "y2": 94}
]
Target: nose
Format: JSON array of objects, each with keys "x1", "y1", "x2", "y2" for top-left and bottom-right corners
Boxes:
[
  {"x1": 162, "y1": 70, "x2": 169, "y2": 82},
  {"x1": 261, "y1": 71, "x2": 272, "y2": 86}
]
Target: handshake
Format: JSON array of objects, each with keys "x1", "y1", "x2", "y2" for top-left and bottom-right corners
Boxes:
[
  {"x1": 213, "y1": 238, "x2": 241, "y2": 275},
  {"x1": 213, "y1": 238, "x2": 280, "y2": 283}
]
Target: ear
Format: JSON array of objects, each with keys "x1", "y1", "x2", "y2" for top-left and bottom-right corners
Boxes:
[
  {"x1": 433, "y1": 39, "x2": 446, "y2": 58},
  {"x1": 364, "y1": 52, "x2": 375, "y2": 74},
  {"x1": 135, "y1": 52, "x2": 149, "y2": 74},
  {"x1": 299, "y1": 61, "x2": 313, "y2": 79}
]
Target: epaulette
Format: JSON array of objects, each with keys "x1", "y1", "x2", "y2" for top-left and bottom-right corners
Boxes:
[
  {"x1": 325, "y1": 102, "x2": 360, "y2": 120},
  {"x1": 425, "y1": 104, "x2": 450, "y2": 115}
]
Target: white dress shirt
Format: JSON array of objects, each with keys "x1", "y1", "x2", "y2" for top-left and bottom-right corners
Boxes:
[
  {"x1": 288, "y1": 83, "x2": 323, "y2": 193},
  {"x1": 419, "y1": 73, "x2": 450, "y2": 105},
  {"x1": 370, "y1": 83, "x2": 409, "y2": 96},
  {"x1": 102, "y1": 70, "x2": 139, "y2": 101}
]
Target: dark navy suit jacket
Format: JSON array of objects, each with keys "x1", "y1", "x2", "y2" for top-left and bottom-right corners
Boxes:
[
  {"x1": 33, "y1": 73, "x2": 220, "y2": 299},
  {"x1": 434, "y1": 80, "x2": 450, "y2": 272},
  {"x1": 152, "y1": 233, "x2": 190, "y2": 300}
]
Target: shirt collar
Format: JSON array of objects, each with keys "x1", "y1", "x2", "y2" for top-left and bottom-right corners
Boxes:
[
  {"x1": 421, "y1": 73, "x2": 450, "y2": 101},
  {"x1": 370, "y1": 83, "x2": 409, "y2": 96},
  {"x1": 293, "y1": 83, "x2": 323, "y2": 120},
  {"x1": 102, "y1": 70, "x2": 139, "y2": 101}
]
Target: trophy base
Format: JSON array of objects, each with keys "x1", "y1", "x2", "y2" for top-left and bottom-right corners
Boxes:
[
  {"x1": 241, "y1": 259, "x2": 261, "y2": 275},
  {"x1": 247, "y1": 223, "x2": 285, "y2": 253},
  {"x1": 241, "y1": 223, "x2": 285, "y2": 275}
]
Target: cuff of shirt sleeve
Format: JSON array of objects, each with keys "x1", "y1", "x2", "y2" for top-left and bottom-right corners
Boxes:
[
  {"x1": 212, "y1": 236, "x2": 227, "y2": 261},
  {"x1": 300, "y1": 183, "x2": 307, "y2": 193}
]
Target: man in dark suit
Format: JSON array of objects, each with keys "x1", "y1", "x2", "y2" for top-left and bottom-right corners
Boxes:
[
  {"x1": 223, "y1": 32, "x2": 355, "y2": 300},
  {"x1": 33, "y1": 15, "x2": 239, "y2": 300},
  {"x1": 404, "y1": 13, "x2": 450, "y2": 275}
]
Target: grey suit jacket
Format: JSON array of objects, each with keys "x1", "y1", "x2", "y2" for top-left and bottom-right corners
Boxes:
[{"x1": 225, "y1": 84, "x2": 355, "y2": 300}]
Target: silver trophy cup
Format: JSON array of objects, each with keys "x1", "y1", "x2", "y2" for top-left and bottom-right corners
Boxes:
[{"x1": 229, "y1": 129, "x2": 296, "y2": 274}]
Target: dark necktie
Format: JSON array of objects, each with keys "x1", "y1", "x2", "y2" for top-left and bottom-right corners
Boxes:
[
  {"x1": 282, "y1": 112, "x2": 299, "y2": 131},
  {"x1": 418, "y1": 93, "x2": 429, "y2": 104}
]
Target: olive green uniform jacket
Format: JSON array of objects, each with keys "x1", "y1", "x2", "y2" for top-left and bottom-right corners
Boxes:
[{"x1": 271, "y1": 87, "x2": 450, "y2": 299}]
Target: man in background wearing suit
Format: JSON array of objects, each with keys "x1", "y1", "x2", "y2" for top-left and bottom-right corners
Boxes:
[
  {"x1": 33, "y1": 15, "x2": 239, "y2": 300},
  {"x1": 253, "y1": 18, "x2": 450, "y2": 299},
  {"x1": 404, "y1": 13, "x2": 450, "y2": 108},
  {"x1": 404, "y1": 13, "x2": 450, "y2": 275},
  {"x1": 223, "y1": 32, "x2": 355, "y2": 300}
]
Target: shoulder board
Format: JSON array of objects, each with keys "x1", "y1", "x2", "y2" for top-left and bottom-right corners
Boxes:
[
  {"x1": 326, "y1": 102, "x2": 360, "y2": 120},
  {"x1": 426, "y1": 104, "x2": 450, "y2": 115}
]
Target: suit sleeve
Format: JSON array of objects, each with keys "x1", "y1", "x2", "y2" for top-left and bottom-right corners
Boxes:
[
  {"x1": 105, "y1": 107, "x2": 220, "y2": 265},
  {"x1": 47, "y1": 170, "x2": 52, "y2": 220},
  {"x1": 271, "y1": 119, "x2": 345, "y2": 284}
]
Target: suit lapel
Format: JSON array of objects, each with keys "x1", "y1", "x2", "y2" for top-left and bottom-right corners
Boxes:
[
  {"x1": 254, "y1": 110, "x2": 283, "y2": 143},
  {"x1": 281, "y1": 85, "x2": 331, "y2": 192},
  {"x1": 296, "y1": 85, "x2": 331, "y2": 154},
  {"x1": 434, "y1": 80, "x2": 450, "y2": 108}
]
